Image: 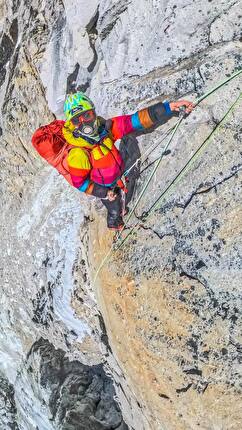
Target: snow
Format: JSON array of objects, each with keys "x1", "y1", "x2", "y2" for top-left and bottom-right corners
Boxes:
[{"x1": 17, "y1": 169, "x2": 91, "y2": 341}]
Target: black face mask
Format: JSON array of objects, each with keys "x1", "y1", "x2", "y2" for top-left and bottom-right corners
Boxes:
[
  {"x1": 73, "y1": 121, "x2": 100, "y2": 142},
  {"x1": 71, "y1": 110, "x2": 100, "y2": 143}
]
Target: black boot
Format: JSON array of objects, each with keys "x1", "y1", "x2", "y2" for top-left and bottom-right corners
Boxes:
[
  {"x1": 107, "y1": 214, "x2": 124, "y2": 230},
  {"x1": 101, "y1": 193, "x2": 124, "y2": 230}
]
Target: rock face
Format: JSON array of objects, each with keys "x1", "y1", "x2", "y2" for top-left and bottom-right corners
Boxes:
[
  {"x1": 0, "y1": 376, "x2": 19, "y2": 430},
  {"x1": 87, "y1": 1, "x2": 242, "y2": 429},
  {"x1": 27, "y1": 338, "x2": 128, "y2": 430},
  {"x1": 0, "y1": 0, "x2": 127, "y2": 428},
  {"x1": 0, "y1": 0, "x2": 242, "y2": 429}
]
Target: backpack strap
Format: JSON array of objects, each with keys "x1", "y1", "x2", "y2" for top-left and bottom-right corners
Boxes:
[{"x1": 100, "y1": 140, "x2": 123, "y2": 171}]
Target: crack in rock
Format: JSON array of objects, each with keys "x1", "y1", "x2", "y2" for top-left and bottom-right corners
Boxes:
[
  {"x1": 86, "y1": 8, "x2": 99, "y2": 73},
  {"x1": 139, "y1": 224, "x2": 174, "y2": 241},
  {"x1": 99, "y1": 1, "x2": 131, "y2": 41},
  {"x1": 181, "y1": 165, "x2": 242, "y2": 211},
  {"x1": 176, "y1": 383, "x2": 193, "y2": 394},
  {"x1": 66, "y1": 62, "x2": 80, "y2": 94}
]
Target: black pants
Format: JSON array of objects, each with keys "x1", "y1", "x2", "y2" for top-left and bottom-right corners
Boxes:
[{"x1": 101, "y1": 135, "x2": 141, "y2": 228}]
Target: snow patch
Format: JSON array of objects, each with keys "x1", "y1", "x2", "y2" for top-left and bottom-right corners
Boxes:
[{"x1": 17, "y1": 171, "x2": 91, "y2": 341}]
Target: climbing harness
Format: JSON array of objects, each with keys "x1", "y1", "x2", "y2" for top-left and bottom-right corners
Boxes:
[{"x1": 93, "y1": 68, "x2": 242, "y2": 283}]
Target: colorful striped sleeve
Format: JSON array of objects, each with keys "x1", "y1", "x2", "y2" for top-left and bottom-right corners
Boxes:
[
  {"x1": 110, "y1": 101, "x2": 173, "y2": 141},
  {"x1": 67, "y1": 147, "x2": 94, "y2": 193}
]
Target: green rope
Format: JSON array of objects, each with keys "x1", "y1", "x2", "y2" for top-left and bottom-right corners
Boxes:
[
  {"x1": 104, "y1": 123, "x2": 181, "y2": 250},
  {"x1": 125, "y1": 125, "x2": 174, "y2": 176},
  {"x1": 93, "y1": 69, "x2": 242, "y2": 281},
  {"x1": 123, "y1": 118, "x2": 182, "y2": 225},
  {"x1": 195, "y1": 68, "x2": 242, "y2": 105},
  {"x1": 118, "y1": 67, "x2": 242, "y2": 236},
  {"x1": 148, "y1": 95, "x2": 241, "y2": 215},
  {"x1": 127, "y1": 67, "x2": 242, "y2": 181},
  {"x1": 93, "y1": 123, "x2": 180, "y2": 283},
  {"x1": 117, "y1": 92, "x2": 241, "y2": 250}
]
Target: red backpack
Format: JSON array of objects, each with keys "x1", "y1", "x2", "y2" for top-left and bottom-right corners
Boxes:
[{"x1": 32, "y1": 120, "x2": 74, "y2": 185}]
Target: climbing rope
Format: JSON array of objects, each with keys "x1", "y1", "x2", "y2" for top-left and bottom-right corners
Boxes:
[
  {"x1": 126, "y1": 68, "x2": 242, "y2": 180},
  {"x1": 117, "y1": 68, "x2": 242, "y2": 236},
  {"x1": 93, "y1": 69, "x2": 242, "y2": 283},
  {"x1": 116, "y1": 92, "x2": 242, "y2": 249},
  {"x1": 195, "y1": 69, "x2": 242, "y2": 104},
  {"x1": 93, "y1": 119, "x2": 182, "y2": 283},
  {"x1": 123, "y1": 117, "x2": 183, "y2": 225},
  {"x1": 123, "y1": 125, "x2": 174, "y2": 178}
]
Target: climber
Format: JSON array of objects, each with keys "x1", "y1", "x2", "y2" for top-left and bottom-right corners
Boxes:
[{"x1": 32, "y1": 92, "x2": 194, "y2": 230}]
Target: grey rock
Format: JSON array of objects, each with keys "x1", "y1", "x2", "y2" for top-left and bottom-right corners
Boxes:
[
  {"x1": 0, "y1": 0, "x2": 242, "y2": 429},
  {"x1": 27, "y1": 338, "x2": 128, "y2": 430},
  {"x1": 0, "y1": 376, "x2": 19, "y2": 430}
]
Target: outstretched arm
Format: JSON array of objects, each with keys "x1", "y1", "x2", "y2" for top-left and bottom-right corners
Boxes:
[{"x1": 109, "y1": 100, "x2": 194, "y2": 141}]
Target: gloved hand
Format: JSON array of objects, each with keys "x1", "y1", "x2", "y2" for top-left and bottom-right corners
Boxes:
[
  {"x1": 169, "y1": 100, "x2": 195, "y2": 114},
  {"x1": 107, "y1": 189, "x2": 118, "y2": 201}
]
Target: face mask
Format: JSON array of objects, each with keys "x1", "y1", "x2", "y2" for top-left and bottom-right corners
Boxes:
[{"x1": 71, "y1": 110, "x2": 100, "y2": 142}]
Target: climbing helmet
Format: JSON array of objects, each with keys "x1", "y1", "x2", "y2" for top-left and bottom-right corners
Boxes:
[{"x1": 64, "y1": 92, "x2": 95, "y2": 120}]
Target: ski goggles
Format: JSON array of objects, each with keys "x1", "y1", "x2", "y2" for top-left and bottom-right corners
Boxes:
[{"x1": 71, "y1": 109, "x2": 96, "y2": 126}]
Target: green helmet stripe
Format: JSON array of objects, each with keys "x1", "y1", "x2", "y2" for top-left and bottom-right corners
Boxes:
[{"x1": 64, "y1": 92, "x2": 94, "y2": 120}]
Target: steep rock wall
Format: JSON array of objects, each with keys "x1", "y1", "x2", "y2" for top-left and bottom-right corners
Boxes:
[
  {"x1": 85, "y1": 0, "x2": 242, "y2": 429},
  {"x1": 0, "y1": 0, "x2": 242, "y2": 429},
  {"x1": 0, "y1": 1, "x2": 128, "y2": 428}
]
